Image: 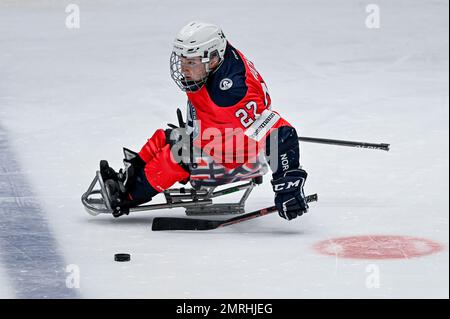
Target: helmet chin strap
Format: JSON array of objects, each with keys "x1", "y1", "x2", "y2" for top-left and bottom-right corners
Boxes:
[
  {"x1": 202, "y1": 51, "x2": 211, "y2": 72},
  {"x1": 203, "y1": 55, "x2": 224, "y2": 78},
  {"x1": 190, "y1": 52, "x2": 222, "y2": 89}
]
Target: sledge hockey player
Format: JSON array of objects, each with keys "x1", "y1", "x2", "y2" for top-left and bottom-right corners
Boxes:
[{"x1": 101, "y1": 21, "x2": 309, "y2": 221}]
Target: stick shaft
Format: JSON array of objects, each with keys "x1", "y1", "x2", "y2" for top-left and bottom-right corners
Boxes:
[
  {"x1": 298, "y1": 136, "x2": 390, "y2": 151},
  {"x1": 219, "y1": 193, "x2": 318, "y2": 228}
]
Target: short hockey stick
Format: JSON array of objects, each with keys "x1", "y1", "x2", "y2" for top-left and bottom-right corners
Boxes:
[
  {"x1": 298, "y1": 136, "x2": 390, "y2": 151},
  {"x1": 151, "y1": 193, "x2": 318, "y2": 231}
]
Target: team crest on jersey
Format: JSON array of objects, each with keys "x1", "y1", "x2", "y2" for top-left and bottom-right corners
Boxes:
[{"x1": 219, "y1": 78, "x2": 233, "y2": 90}]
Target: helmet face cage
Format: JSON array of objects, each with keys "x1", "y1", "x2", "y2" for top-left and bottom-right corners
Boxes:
[{"x1": 170, "y1": 52, "x2": 208, "y2": 92}]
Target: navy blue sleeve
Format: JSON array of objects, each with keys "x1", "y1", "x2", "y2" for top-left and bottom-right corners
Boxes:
[
  {"x1": 205, "y1": 45, "x2": 248, "y2": 107},
  {"x1": 264, "y1": 126, "x2": 301, "y2": 179}
]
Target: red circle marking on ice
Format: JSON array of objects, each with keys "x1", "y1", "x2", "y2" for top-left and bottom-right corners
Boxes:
[{"x1": 314, "y1": 235, "x2": 443, "y2": 260}]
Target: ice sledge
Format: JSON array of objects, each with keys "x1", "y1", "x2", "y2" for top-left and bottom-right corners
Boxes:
[{"x1": 81, "y1": 155, "x2": 268, "y2": 217}]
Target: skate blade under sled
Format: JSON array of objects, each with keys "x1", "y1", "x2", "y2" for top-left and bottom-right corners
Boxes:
[{"x1": 81, "y1": 170, "x2": 264, "y2": 217}]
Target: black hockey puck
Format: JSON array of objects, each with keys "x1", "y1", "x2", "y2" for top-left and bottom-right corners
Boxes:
[{"x1": 114, "y1": 253, "x2": 131, "y2": 262}]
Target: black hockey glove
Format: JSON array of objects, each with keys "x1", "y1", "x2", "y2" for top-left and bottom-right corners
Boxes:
[
  {"x1": 271, "y1": 169, "x2": 308, "y2": 220},
  {"x1": 166, "y1": 108, "x2": 192, "y2": 170}
]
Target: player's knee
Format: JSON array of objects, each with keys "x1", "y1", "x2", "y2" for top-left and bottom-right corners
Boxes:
[
  {"x1": 139, "y1": 129, "x2": 169, "y2": 162},
  {"x1": 143, "y1": 147, "x2": 190, "y2": 192}
]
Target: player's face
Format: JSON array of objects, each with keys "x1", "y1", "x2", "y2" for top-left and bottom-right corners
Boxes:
[{"x1": 180, "y1": 56, "x2": 207, "y2": 82}]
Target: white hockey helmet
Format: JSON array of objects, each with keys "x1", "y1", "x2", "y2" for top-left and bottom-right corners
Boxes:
[{"x1": 170, "y1": 21, "x2": 227, "y2": 92}]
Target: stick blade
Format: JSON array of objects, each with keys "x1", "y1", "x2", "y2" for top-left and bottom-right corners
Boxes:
[{"x1": 151, "y1": 217, "x2": 221, "y2": 231}]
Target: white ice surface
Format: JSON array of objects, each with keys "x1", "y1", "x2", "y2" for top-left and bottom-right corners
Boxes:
[
  {"x1": 0, "y1": 265, "x2": 13, "y2": 298},
  {"x1": 0, "y1": 0, "x2": 448, "y2": 298}
]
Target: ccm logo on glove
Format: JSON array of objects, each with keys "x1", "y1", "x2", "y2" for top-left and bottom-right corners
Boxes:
[{"x1": 272, "y1": 179, "x2": 302, "y2": 192}]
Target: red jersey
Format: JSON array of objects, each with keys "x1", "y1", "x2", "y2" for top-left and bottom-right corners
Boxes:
[{"x1": 186, "y1": 43, "x2": 291, "y2": 170}]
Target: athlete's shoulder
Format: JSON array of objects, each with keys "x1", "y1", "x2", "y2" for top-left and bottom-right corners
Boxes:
[{"x1": 205, "y1": 44, "x2": 249, "y2": 107}]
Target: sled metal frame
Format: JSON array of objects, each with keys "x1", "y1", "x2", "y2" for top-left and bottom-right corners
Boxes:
[{"x1": 81, "y1": 171, "x2": 261, "y2": 217}]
